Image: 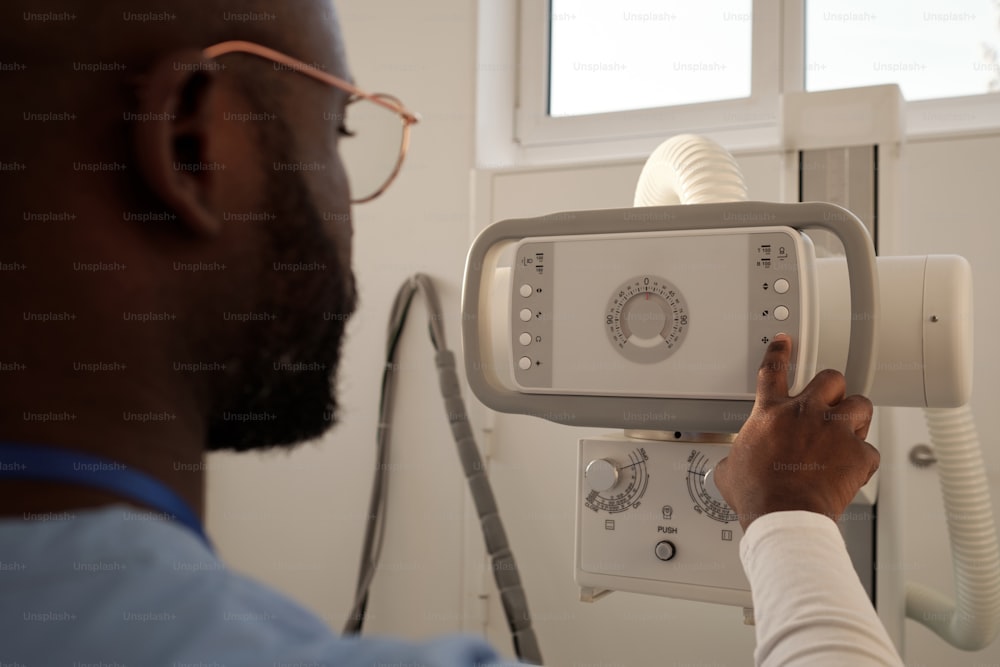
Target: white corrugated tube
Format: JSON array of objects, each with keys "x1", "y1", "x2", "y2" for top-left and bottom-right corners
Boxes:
[
  {"x1": 634, "y1": 133, "x2": 1000, "y2": 651},
  {"x1": 633, "y1": 133, "x2": 748, "y2": 206},
  {"x1": 907, "y1": 405, "x2": 1000, "y2": 650}
]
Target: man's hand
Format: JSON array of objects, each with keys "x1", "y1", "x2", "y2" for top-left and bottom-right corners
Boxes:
[{"x1": 713, "y1": 333, "x2": 880, "y2": 531}]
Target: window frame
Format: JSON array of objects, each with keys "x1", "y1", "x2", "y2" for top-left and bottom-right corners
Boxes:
[
  {"x1": 516, "y1": 0, "x2": 781, "y2": 150},
  {"x1": 501, "y1": 0, "x2": 1000, "y2": 167}
]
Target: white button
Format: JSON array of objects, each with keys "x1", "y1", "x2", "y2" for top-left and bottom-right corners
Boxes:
[
  {"x1": 519, "y1": 308, "x2": 532, "y2": 322},
  {"x1": 518, "y1": 356, "x2": 532, "y2": 370},
  {"x1": 774, "y1": 305, "x2": 790, "y2": 321},
  {"x1": 519, "y1": 333, "x2": 532, "y2": 346},
  {"x1": 519, "y1": 284, "x2": 532, "y2": 298},
  {"x1": 774, "y1": 278, "x2": 790, "y2": 294}
]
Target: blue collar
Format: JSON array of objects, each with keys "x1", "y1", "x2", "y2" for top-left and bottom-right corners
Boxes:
[{"x1": 0, "y1": 441, "x2": 211, "y2": 549}]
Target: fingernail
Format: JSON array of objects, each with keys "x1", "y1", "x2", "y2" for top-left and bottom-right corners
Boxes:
[{"x1": 773, "y1": 332, "x2": 789, "y2": 342}]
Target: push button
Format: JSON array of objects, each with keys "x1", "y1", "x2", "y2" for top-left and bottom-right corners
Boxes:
[
  {"x1": 774, "y1": 278, "x2": 790, "y2": 294},
  {"x1": 774, "y1": 305, "x2": 789, "y2": 321},
  {"x1": 518, "y1": 357, "x2": 532, "y2": 370},
  {"x1": 519, "y1": 333, "x2": 532, "y2": 346},
  {"x1": 655, "y1": 540, "x2": 676, "y2": 561},
  {"x1": 519, "y1": 284, "x2": 533, "y2": 298},
  {"x1": 519, "y1": 308, "x2": 532, "y2": 322}
]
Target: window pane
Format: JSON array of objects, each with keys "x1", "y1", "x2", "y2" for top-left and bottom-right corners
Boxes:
[
  {"x1": 549, "y1": 0, "x2": 753, "y2": 117},
  {"x1": 806, "y1": 0, "x2": 1000, "y2": 100}
]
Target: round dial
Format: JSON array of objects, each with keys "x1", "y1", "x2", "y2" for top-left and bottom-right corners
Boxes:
[
  {"x1": 686, "y1": 449, "x2": 738, "y2": 523},
  {"x1": 605, "y1": 275, "x2": 689, "y2": 363},
  {"x1": 584, "y1": 459, "x2": 619, "y2": 493},
  {"x1": 583, "y1": 447, "x2": 649, "y2": 514}
]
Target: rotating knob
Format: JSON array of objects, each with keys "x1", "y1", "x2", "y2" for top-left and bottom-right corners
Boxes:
[
  {"x1": 703, "y1": 468, "x2": 728, "y2": 506},
  {"x1": 585, "y1": 459, "x2": 619, "y2": 493}
]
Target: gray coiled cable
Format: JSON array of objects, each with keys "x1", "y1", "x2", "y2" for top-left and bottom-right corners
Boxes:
[{"x1": 343, "y1": 273, "x2": 543, "y2": 665}]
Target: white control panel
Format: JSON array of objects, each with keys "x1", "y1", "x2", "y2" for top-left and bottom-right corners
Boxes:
[
  {"x1": 506, "y1": 227, "x2": 817, "y2": 401},
  {"x1": 463, "y1": 202, "x2": 878, "y2": 434},
  {"x1": 575, "y1": 433, "x2": 877, "y2": 607},
  {"x1": 576, "y1": 434, "x2": 751, "y2": 607}
]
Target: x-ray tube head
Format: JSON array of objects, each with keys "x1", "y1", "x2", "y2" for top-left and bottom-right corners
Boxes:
[{"x1": 461, "y1": 201, "x2": 880, "y2": 433}]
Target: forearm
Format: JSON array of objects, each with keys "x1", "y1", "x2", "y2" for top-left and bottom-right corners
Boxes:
[{"x1": 741, "y1": 511, "x2": 903, "y2": 667}]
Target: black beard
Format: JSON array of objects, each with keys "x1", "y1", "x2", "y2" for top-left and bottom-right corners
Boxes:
[{"x1": 205, "y1": 166, "x2": 356, "y2": 452}]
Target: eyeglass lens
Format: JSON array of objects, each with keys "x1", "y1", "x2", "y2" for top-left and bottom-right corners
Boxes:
[{"x1": 337, "y1": 94, "x2": 407, "y2": 203}]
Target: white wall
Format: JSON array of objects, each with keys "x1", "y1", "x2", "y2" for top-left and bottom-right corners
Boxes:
[
  {"x1": 205, "y1": 0, "x2": 481, "y2": 639},
  {"x1": 204, "y1": 1, "x2": 1000, "y2": 666}
]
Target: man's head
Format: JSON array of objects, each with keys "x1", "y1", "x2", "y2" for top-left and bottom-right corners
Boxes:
[{"x1": 0, "y1": 0, "x2": 357, "y2": 453}]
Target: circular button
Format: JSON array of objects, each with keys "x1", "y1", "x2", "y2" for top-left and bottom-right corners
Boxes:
[
  {"x1": 518, "y1": 356, "x2": 532, "y2": 370},
  {"x1": 519, "y1": 308, "x2": 532, "y2": 322},
  {"x1": 774, "y1": 278, "x2": 790, "y2": 294},
  {"x1": 519, "y1": 333, "x2": 532, "y2": 346},
  {"x1": 655, "y1": 540, "x2": 676, "y2": 561},
  {"x1": 774, "y1": 305, "x2": 790, "y2": 321},
  {"x1": 519, "y1": 284, "x2": 533, "y2": 298}
]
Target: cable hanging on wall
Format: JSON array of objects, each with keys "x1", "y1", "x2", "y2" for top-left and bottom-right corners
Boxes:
[{"x1": 343, "y1": 273, "x2": 543, "y2": 665}]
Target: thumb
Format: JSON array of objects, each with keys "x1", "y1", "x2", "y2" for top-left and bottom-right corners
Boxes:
[{"x1": 712, "y1": 456, "x2": 732, "y2": 498}]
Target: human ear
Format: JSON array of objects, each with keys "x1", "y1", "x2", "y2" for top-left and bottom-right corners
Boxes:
[{"x1": 130, "y1": 50, "x2": 226, "y2": 237}]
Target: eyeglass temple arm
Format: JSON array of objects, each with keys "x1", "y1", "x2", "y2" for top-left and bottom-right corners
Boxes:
[{"x1": 202, "y1": 40, "x2": 419, "y2": 124}]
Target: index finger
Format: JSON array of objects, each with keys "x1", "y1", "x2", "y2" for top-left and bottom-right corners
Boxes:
[{"x1": 755, "y1": 333, "x2": 792, "y2": 406}]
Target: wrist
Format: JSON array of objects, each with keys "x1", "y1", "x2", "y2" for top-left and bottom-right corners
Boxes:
[{"x1": 736, "y1": 499, "x2": 837, "y2": 530}]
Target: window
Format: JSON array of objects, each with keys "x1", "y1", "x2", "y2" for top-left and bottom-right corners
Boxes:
[
  {"x1": 502, "y1": 0, "x2": 1000, "y2": 162},
  {"x1": 549, "y1": 0, "x2": 753, "y2": 117},
  {"x1": 806, "y1": 0, "x2": 1000, "y2": 100},
  {"x1": 514, "y1": 0, "x2": 780, "y2": 153}
]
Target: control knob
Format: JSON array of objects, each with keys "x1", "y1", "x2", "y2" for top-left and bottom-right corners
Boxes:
[{"x1": 585, "y1": 458, "x2": 619, "y2": 493}]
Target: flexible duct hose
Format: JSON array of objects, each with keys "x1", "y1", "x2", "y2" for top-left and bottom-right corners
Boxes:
[
  {"x1": 634, "y1": 133, "x2": 1000, "y2": 651},
  {"x1": 633, "y1": 133, "x2": 748, "y2": 206},
  {"x1": 906, "y1": 406, "x2": 1000, "y2": 650}
]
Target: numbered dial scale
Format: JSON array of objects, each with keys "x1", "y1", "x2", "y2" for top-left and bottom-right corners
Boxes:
[
  {"x1": 686, "y1": 449, "x2": 738, "y2": 523},
  {"x1": 605, "y1": 276, "x2": 689, "y2": 363},
  {"x1": 583, "y1": 447, "x2": 650, "y2": 513}
]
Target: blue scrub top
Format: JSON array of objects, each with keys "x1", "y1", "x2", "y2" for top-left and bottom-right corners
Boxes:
[{"x1": 0, "y1": 505, "x2": 523, "y2": 666}]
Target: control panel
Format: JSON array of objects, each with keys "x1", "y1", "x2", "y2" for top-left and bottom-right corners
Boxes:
[
  {"x1": 575, "y1": 433, "x2": 876, "y2": 607},
  {"x1": 507, "y1": 227, "x2": 816, "y2": 400},
  {"x1": 462, "y1": 201, "x2": 877, "y2": 434},
  {"x1": 575, "y1": 434, "x2": 750, "y2": 607}
]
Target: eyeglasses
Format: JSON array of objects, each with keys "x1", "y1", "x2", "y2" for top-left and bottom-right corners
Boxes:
[{"x1": 203, "y1": 40, "x2": 420, "y2": 204}]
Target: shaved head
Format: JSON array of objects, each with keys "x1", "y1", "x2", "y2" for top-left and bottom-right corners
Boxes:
[
  {"x1": 1, "y1": 0, "x2": 349, "y2": 154},
  {"x1": 0, "y1": 0, "x2": 347, "y2": 66},
  {"x1": 0, "y1": 0, "x2": 358, "y2": 481}
]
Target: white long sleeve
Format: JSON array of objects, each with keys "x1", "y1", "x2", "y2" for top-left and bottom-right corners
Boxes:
[{"x1": 740, "y1": 511, "x2": 904, "y2": 666}]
